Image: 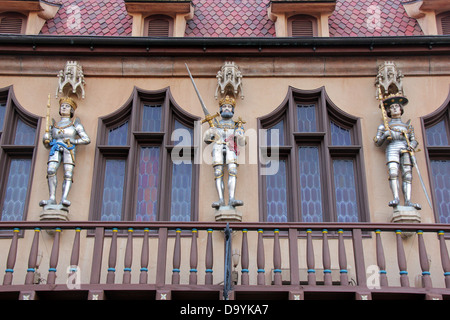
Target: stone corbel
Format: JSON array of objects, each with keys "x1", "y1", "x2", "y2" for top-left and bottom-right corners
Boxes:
[
  {"x1": 403, "y1": 0, "x2": 438, "y2": 35},
  {"x1": 26, "y1": 1, "x2": 60, "y2": 35}
]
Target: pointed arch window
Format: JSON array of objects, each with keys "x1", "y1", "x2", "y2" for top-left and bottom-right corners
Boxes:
[
  {"x1": 0, "y1": 86, "x2": 40, "y2": 221},
  {"x1": 90, "y1": 87, "x2": 200, "y2": 222},
  {"x1": 258, "y1": 87, "x2": 369, "y2": 223},
  {"x1": 422, "y1": 93, "x2": 450, "y2": 223}
]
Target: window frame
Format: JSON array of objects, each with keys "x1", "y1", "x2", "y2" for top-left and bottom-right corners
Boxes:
[
  {"x1": 0, "y1": 12, "x2": 27, "y2": 35},
  {"x1": 144, "y1": 14, "x2": 174, "y2": 37},
  {"x1": 0, "y1": 86, "x2": 40, "y2": 222},
  {"x1": 287, "y1": 14, "x2": 318, "y2": 37},
  {"x1": 89, "y1": 87, "x2": 200, "y2": 222},
  {"x1": 421, "y1": 90, "x2": 450, "y2": 223},
  {"x1": 258, "y1": 86, "x2": 369, "y2": 223}
]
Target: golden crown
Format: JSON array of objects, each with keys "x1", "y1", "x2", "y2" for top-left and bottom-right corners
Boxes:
[
  {"x1": 382, "y1": 93, "x2": 408, "y2": 108},
  {"x1": 59, "y1": 97, "x2": 77, "y2": 110},
  {"x1": 219, "y1": 95, "x2": 236, "y2": 107}
]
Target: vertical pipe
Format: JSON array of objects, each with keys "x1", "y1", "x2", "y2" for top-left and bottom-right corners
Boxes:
[
  {"x1": 25, "y1": 228, "x2": 40, "y2": 285},
  {"x1": 306, "y1": 229, "x2": 316, "y2": 286},
  {"x1": 189, "y1": 228, "x2": 198, "y2": 285},
  {"x1": 47, "y1": 228, "x2": 61, "y2": 285},
  {"x1": 375, "y1": 230, "x2": 388, "y2": 287},
  {"x1": 106, "y1": 228, "x2": 118, "y2": 284},
  {"x1": 273, "y1": 229, "x2": 282, "y2": 285},
  {"x1": 257, "y1": 229, "x2": 265, "y2": 285},
  {"x1": 172, "y1": 228, "x2": 181, "y2": 285},
  {"x1": 417, "y1": 230, "x2": 432, "y2": 289},
  {"x1": 3, "y1": 228, "x2": 19, "y2": 285},
  {"x1": 123, "y1": 228, "x2": 133, "y2": 284},
  {"x1": 139, "y1": 228, "x2": 150, "y2": 284},
  {"x1": 337, "y1": 229, "x2": 348, "y2": 286},
  {"x1": 241, "y1": 229, "x2": 249, "y2": 285},
  {"x1": 395, "y1": 230, "x2": 409, "y2": 287}
]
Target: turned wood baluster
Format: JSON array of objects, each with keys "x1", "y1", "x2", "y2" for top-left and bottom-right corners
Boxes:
[
  {"x1": 172, "y1": 228, "x2": 182, "y2": 284},
  {"x1": 337, "y1": 229, "x2": 348, "y2": 286},
  {"x1": 273, "y1": 229, "x2": 282, "y2": 285},
  {"x1": 322, "y1": 229, "x2": 332, "y2": 286},
  {"x1": 123, "y1": 228, "x2": 133, "y2": 284},
  {"x1": 3, "y1": 228, "x2": 19, "y2": 285},
  {"x1": 241, "y1": 229, "x2": 249, "y2": 285},
  {"x1": 25, "y1": 228, "x2": 41, "y2": 285},
  {"x1": 375, "y1": 230, "x2": 388, "y2": 287},
  {"x1": 417, "y1": 230, "x2": 432, "y2": 289},
  {"x1": 139, "y1": 228, "x2": 150, "y2": 284},
  {"x1": 257, "y1": 229, "x2": 265, "y2": 285},
  {"x1": 68, "y1": 228, "x2": 81, "y2": 284},
  {"x1": 47, "y1": 228, "x2": 61, "y2": 285},
  {"x1": 189, "y1": 229, "x2": 198, "y2": 285},
  {"x1": 106, "y1": 228, "x2": 118, "y2": 284},
  {"x1": 395, "y1": 230, "x2": 409, "y2": 287},
  {"x1": 306, "y1": 229, "x2": 316, "y2": 285},
  {"x1": 205, "y1": 229, "x2": 213, "y2": 285},
  {"x1": 438, "y1": 230, "x2": 450, "y2": 288}
]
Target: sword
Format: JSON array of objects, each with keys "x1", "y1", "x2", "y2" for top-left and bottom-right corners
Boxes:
[
  {"x1": 402, "y1": 132, "x2": 433, "y2": 209},
  {"x1": 185, "y1": 63, "x2": 219, "y2": 128}
]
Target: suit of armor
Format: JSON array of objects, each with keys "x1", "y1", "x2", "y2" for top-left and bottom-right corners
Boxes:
[
  {"x1": 374, "y1": 102, "x2": 421, "y2": 209},
  {"x1": 40, "y1": 98, "x2": 90, "y2": 208},
  {"x1": 204, "y1": 98, "x2": 245, "y2": 208}
]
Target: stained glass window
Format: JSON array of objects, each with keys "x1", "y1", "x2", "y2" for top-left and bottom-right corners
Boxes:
[
  {"x1": 0, "y1": 102, "x2": 5, "y2": 131},
  {"x1": 100, "y1": 160, "x2": 126, "y2": 221},
  {"x1": 170, "y1": 162, "x2": 192, "y2": 221},
  {"x1": 333, "y1": 160, "x2": 359, "y2": 222},
  {"x1": 266, "y1": 120, "x2": 284, "y2": 146},
  {"x1": 430, "y1": 160, "x2": 450, "y2": 223},
  {"x1": 1, "y1": 159, "x2": 31, "y2": 221},
  {"x1": 136, "y1": 147, "x2": 160, "y2": 222},
  {"x1": 173, "y1": 120, "x2": 193, "y2": 146},
  {"x1": 299, "y1": 147, "x2": 323, "y2": 222},
  {"x1": 426, "y1": 119, "x2": 449, "y2": 146},
  {"x1": 331, "y1": 121, "x2": 352, "y2": 146},
  {"x1": 14, "y1": 119, "x2": 36, "y2": 145},
  {"x1": 265, "y1": 159, "x2": 288, "y2": 222},
  {"x1": 108, "y1": 121, "x2": 128, "y2": 146},
  {"x1": 142, "y1": 104, "x2": 162, "y2": 132},
  {"x1": 297, "y1": 104, "x2": 316, "y2": 132}
]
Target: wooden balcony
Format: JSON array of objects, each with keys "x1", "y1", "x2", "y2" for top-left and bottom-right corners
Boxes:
[{"x1": 0, "y1": 221, "x2": 450, "y2": 300}]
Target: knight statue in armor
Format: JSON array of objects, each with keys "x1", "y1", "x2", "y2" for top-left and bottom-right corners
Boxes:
[
  {"x1": 39, "y1": 97, "x2": 90, "y2": 208},
  {"x1": 204, "y1": 95, "x2": 245, "y2": 209},
  {"x1": 373, "y1": 94, "x2": 421, "y2": 210}
]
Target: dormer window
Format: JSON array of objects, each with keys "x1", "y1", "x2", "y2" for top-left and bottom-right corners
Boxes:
[
  {"x1": 437, "y1": 11, "x2": 450, "y2": 35},
  {"x1": 288, "y1": 14, "x2": 317, "y2": 37},
  {"x1": 145, "y1": 15, "x2": 173, "y2": 37},
  {"x1": 0, "y1": 12, "x2": 26, "y2": 34}
]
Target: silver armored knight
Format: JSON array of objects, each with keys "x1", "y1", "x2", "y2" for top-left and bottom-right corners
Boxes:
[
  {"x1": 39, "y1": 97, "x2": 90, "y2": 208},
  {"x1": 373, "y1": 94, "x2": 421, "y2": 210},
  {"x1": 204, "y1": 95, "x2": 245, "y2": 208}
]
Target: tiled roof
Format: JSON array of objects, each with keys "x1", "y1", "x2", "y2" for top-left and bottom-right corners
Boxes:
[
  {"x1": 185, "y1": 0, "x2": 275, "y2": 37},
  {"x1": 40, "y1": 0, "x2": 423, "y2": 37}
]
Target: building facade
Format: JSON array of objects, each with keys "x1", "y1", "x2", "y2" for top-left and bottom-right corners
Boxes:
[{"x1": 0, "y1": 0, "x2": 449, "y2": 300}]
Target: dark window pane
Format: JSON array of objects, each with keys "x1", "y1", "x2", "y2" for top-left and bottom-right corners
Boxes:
[
  {"x1": 170, "y1": 162, "x2": 192, "y2": 221},
  {"x1": 136, "y1": 147, "x2": 160, "y2": 221},
  {"x1": 297, "y1": 104, "x2": 316, "y2": 132},
  {"x1": 101, "y1": 159, "x2": 126, "y2": 221},
  {"x1": 299, "y1": 147, "x2": 323, "y2": 222},
  {"x1": 14, "y1": 119, "x2": 35, "y2": 145},
  {"x1": 333, "y1": 159, "x2": 359, "y2": 222},
  {"x1": 108, "y1": 121, "x2": 128, "y2": 146},
  {"x1": 426, "y1": 120, "x2": 449, "y2": 146},
  {"x1": 0, "y1": 103, "x2": 6, "y2": 131},
  {"x1": 330, "y1": 121, "x2": 352, "y2": 146},
  {"x1": 430, "y1": 160, "x2": 450, "y2": 223},
  {"x1": 173, "y1": 120, "x2": 193, "y2": 146},
  {"x1": 267, "y1": 120, "x2": 284, "y2": 146},
  {"x1": 1, "y1": 159, "x2": 31, "y2": 221},
  {"x1": 142, "y1": 104, "x2": 162, "y2": 132},
  {"x1": 265, "y1": 159, "x2": 288, "y2": 222}
]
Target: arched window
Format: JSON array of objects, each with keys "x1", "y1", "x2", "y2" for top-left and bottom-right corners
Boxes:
[
  {"x1": 258, "y1": 86, "x2": 368, "y2": 222},
  {"x1": 144, "y1": 15, "x2": 173, "y2": 37},
  {"x1": 0, "y1": 86, "x2": 40, "y2": 221},
  {"x1": 0, "y1": 12, "x2": 26, "y2": 34},
  {"x1": 421, "y1": 92, "x2": 450, "y2": 223},
  {"x1": 437, "y1": 11, "x2": 450, "y2": 35},
  {"x1": 288, "y1": 14, "x2": 317, "y2": 37},
  {"x1": 90, "y1": 87, "x2": 200, "y2": 222}
]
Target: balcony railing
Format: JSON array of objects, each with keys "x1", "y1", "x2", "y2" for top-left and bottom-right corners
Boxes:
[{"x1": 0, "y1": 221, "x2": 450, "y2": 300}]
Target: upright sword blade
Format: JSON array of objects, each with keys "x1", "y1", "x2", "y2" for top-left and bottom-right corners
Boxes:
[
  {"x1": 185, "y1": 63, "x2": 212, "y2": 118},
  {"x1": 412, "y1": 156, "x2": 433, "y2": 210}
]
